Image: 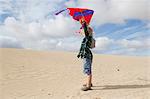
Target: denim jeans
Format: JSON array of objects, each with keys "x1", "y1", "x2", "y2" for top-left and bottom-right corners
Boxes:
[{"x1": 83, "y1": 57, "x2": 92, "y2": 75}]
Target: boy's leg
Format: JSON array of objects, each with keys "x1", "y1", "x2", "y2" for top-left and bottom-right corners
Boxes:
[
  {"x1": 87, "y1": 58, "x2": 92, "y2": 88},
  {"x1": 87, "y1": 74, "x2": 92, "y2": 87},
  {"x1": 81, "y1": 74, "x2": 92, "y2": 91},
  {"x1": 83, "y1": 74, "x2": 92, "y2": 87},
  {"x1": 82, "y1": 57, "x2": 92, "y2": 90}
]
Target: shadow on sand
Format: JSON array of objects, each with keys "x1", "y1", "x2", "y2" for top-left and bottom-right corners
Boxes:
[{"x1": 92, "y1": 84, "x2": 150, "y2": 90}]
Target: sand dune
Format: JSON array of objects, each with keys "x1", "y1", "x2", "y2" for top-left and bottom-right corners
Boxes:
[{"x1": 0, "y1": 48, "x2": 150, "y2": 99}]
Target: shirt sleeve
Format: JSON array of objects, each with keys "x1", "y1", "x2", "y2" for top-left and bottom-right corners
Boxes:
[
  {"x1": 79, "y1": 37, "x2": 88, "y2": 55},
  {"x1": 82, "y1": 22, "x2": 88, "y2": 35}
]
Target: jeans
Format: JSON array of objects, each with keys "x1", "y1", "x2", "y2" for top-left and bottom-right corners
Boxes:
[{"x1": 83, "y1": 57, "x2": 92, "y2": 75}]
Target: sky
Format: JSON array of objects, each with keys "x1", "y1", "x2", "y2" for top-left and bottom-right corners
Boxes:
[{"x1": 0, "y1": 0, "x2": 150, "y2": 56}]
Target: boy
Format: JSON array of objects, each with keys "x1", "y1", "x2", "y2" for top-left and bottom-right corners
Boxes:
[{"x1": 77, "y1": 19, "x2": 93, "y2": 91}]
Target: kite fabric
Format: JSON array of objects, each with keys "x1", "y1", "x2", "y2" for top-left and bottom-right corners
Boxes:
[{"x1": 55, "y1": 8, "x2": 94, "y2": 25}]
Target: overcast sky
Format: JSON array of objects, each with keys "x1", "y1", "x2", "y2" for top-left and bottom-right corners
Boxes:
[{"x1": 0, "y1": 0, "x2": 150, "y2": 56}]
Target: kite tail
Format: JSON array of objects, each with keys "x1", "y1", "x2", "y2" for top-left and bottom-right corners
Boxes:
[{"x1": 55, "y1": 9, "x2": 67, "y2": 15}]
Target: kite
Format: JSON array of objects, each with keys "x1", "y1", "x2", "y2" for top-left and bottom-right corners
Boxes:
[{"x1": 55, "y1": 8, "x2": 94, "y2": 25}]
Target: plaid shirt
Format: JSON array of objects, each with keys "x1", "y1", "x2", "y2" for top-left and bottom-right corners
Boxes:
[
  {"x1": 78, "y1": 22, "x2": 93, "y2": 59},
  {"x1": 79, "y1": 36, "x2": 93, "y2": 59}
]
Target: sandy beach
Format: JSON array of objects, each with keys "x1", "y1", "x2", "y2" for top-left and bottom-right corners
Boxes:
[{"x1": 0, "y1": 48, "x2": 150, "y2": 99}]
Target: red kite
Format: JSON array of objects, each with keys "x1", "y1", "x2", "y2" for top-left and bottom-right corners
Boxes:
[{"x1": 55, "y1": 8, "x2": 94, "y2": 25}]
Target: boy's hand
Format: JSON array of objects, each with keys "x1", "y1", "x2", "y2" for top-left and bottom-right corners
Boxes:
[
  {"x1": 77, "y1": 54, "x2": 84, "y2": 58},
  {"x1": 77, "y1": 54, "x2": 80, "y2": 58}
]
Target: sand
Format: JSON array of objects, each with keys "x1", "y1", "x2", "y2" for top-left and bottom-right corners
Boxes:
[{"x1": 0, "y1": 48, "x2": 150, "y2": 99}]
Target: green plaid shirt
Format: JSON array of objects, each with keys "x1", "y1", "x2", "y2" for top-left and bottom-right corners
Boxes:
[
  {"x1": 78, "y1": 36, "x2": 93, "y2": 59},
  {"x1": 78, "y1": 22, "x2": 93, "y2": 59}
]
